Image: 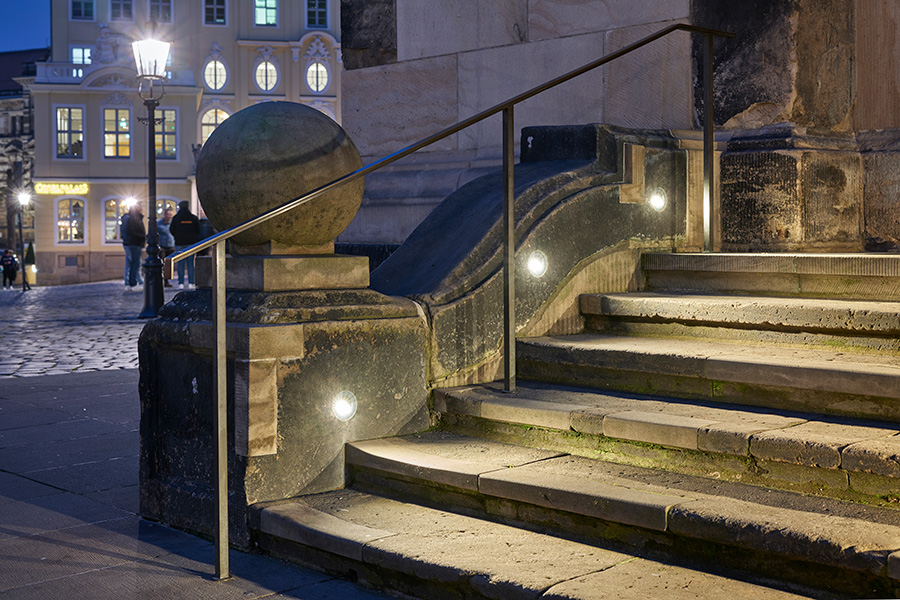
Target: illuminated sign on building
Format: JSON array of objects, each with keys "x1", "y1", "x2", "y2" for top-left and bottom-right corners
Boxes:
[{"x1": 34, "y1": 182, "x2": 90, "y2": 195}]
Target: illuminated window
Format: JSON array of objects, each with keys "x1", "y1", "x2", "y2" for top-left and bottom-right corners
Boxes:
[
  {"x1": 306, "y1": 62, "x2": 327, "y2": 92},
  {"x1": 111, "y1": 0, "x2": 132, "y2": 20},
  {"x1": 103, "y1": 108, "x2": 131, "y2": 158},
  {"x1": 104, "y1": 198, "x2": 128, "y2": 242},
  {"x1": 205, "y1": 0, "x2": 225, "y2": 24},
  {"x1": 255, "y1": 0, "x2": 276, "y2": 26},
  {"x1": 56, "y1": 107, "x2": 84, "y2": 158},
  {"x1": 204, "y1": 60, "x2": 226, "y2": 90},
  {"x1": 255, "y1": 60, "x2": 277, "y2": 91},
  {"x1": 70, "y1": 47, "x2": 91, "y2": 77},
  {"x1": 201, "y1": 109, "x2": 228, "y2": 145},
  {"x1": 72, "y1": 0, "x2": 94, "y2": 20},
  {"x1": 58, "y1": 198, "x2": 85, "y2": 243},
  {"x1": 156, "y1": 109, "x2": 177, "y2": 159},
  {"x1": 155, "y1": 198, "x2": 177, "y2": 219},
  {"x1": 149, "y1": 0, "x2": 171, "y2": 22},
  {"x1": 306, "y1": 0, "x2": 326, "y2": 28}
]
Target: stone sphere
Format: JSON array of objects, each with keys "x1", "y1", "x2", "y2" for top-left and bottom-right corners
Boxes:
[{"x1": 196, "y1": 102, "x2": 364, "y2": 249}]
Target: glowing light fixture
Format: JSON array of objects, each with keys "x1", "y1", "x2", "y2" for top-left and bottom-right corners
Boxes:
[
  {"x1": 527, "y1": 250, "x2": 548, "y2": 278},
  {"x1": 132, "y1": 38, "x2": 170, "y2": 79},
  {"x1": 17, "y1": 192, "x2": 31, "y2": 207},
  {"x1": 332, "y1": 391, "x2": 358, "y2": 421},
  {"x1": 123, "y1": 196, "x2": 137, "y2": 209},
  {"x1": 649, "y1": 189, "x2": 667, "y2": 212}
]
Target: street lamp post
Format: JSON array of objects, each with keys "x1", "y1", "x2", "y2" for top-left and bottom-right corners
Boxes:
[
  {"x1": 133, "y1": 37, "x2": 170, "y2": 318},
  {"x1": 17, "y1": 191, "x2": 31, "y2": 292}
]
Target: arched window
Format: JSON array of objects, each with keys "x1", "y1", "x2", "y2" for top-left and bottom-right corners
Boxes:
[
  {"x1": 57, "y1": 198, "x2": 85, "y2": 243},
  {"x1": 306, "y1": 62, "x2": 328, "y2": 93},
  {"x1": 255, "y1": 60, "x2": 277, "y2": 91},
  {"x1": 204, "y1": 59, "x2": 227, "y2": 90},
  {"x1": 201, "y1": 108, "x2": 229, "y2": 145}
]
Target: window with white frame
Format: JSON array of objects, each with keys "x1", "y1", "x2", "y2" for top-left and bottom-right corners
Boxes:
[
  {"x1": 306, "y1": 62, "x2": 327, "y2": 92},
  {"x1": 255, "y1": 60, "x2": 277, "y2": 91},
  {"x1": 205, "y1": 0, "x2": 226, "y2": 25},
  {"x1": 204, "y1": 59, "x2": 227, "y2": 90},
  {"x1": 156, "y1": 109, "x2": 177, "y2": 159},
  {"x1": 306, "y1": 0, "x2": 326, "y2": 28},
  {"x1": 104, "y1": 197, "x2": 128, "y2": 242},
  {"x1": 149, "y1": 0, "x2": 171, "y2": 22},
  {"x1": 72, "y1": 0, "x2": 95, "y2": 20},
  {"x1": 254, "y1": 0, "x2": 276, "y2": 26},
  {"x1": 71, "y1": 47, "x2": 91, "y2": 77},
  {"x1": 103, "y1": 108, "x2": 131, "y2": 158},
  {"x1": 56, "y1": 107, "x2": 84, "y2": 158},
  {"x1": 57, "y1": 198, "x2": 85, "y2": 243},
  {"x1": 111, "y1": 0, "x2": 132, "y2": 20},
  {"x1": 201, "y1": 109, "x2": 228, "y2": 145}
]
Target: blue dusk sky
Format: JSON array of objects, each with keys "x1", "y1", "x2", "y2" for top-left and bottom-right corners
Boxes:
[{"x1": 0, "y1": 1, "x2": 52, "y2": 53}]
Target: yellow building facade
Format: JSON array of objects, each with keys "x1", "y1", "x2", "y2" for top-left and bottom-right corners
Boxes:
[{"x1": 28, "y1": 0, "x2": 341, "y2": 284}]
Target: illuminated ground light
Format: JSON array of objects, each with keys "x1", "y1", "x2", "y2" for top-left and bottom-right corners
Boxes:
[
  {"x1": 527, "y1": 250, "x2": 548, "y2": 278},
  {"x1": 649, "y1": 189, "x2": 667, "y2": 211},
  {"x1": 332, "y1": 391, "x2": 358, "y2": 421}
]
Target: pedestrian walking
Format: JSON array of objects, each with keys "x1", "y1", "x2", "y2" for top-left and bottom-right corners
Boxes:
[
  {"x1": 1, "y1": 249, "x2": 18, "y2": 290},
  {"x1": 122, "y1": 204, "x2": 146, "y2": 291},
  {"x1": 169, "y1": 201, "x2": 200, "y2": 289},
  {"x1": 157, "y1": 208, "x2": 175, "y2": 287}
]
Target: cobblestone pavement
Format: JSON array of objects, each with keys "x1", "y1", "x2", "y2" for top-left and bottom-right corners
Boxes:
[{"x1": 0, "y1": 281, "x2": 181, "y2": 378}]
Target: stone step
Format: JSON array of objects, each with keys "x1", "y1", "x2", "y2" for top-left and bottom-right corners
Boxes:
[
  {"x1": 255, "y1": 485, "x2": 823, "y2": 600},
  {"x1": 580, "y1": 292, "x2": 900, "y2": 353},
  {"x1": 516, "y1": 333, "x2": 900, "y2": 422},
  {"x1": 433, "y1": 381, "x2": 900, "y2": 504},
  {"x1": 641, "y1": 252, "x2": 900, "y2": 301}
]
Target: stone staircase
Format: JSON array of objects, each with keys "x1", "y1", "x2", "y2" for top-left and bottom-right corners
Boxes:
[{"x1": 252, "y1": 253, "x2": 900, "y2": 599}]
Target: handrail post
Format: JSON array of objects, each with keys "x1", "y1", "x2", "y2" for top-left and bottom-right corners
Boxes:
[
  {"x1": 702, "y1": 32, "x2": 715, "y2": 252},
  {"x1": 502, "y1": 106, "x2": 516, "y2": 393},
  {"x1": 213, "y1": 240, "x2": 230, "y2": 580}
]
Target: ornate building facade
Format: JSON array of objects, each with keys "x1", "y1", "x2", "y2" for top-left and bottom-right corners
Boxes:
[{"x1": 27, "y1": 0, "x2": 342, "y2": 284}]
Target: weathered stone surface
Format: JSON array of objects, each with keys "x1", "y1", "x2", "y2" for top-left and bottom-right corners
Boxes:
[
  {"x1": 260, "y1": 501, "x2": 394, "y2": 562},
  {"x1": 139, "y1": 288, "x2": 430, "y2": 547},
  {"x1": 720, "y1": 145, "x2": 862, "y2": 251},
  {"x1": 750, "y1": 422, "x2": 898, "y2": 469},
  {"x1": 340, "y1": 0, "x2": 397, "y2": 70},
  {"x1": 668, "y1": 496, "x2": 900, "y2": 576},
  {"x1": 195, "y1": 254, "x2": 370, "y2": 291},
  {"x1": 842, "y1": 436, "x2": 900, "y2": 478},
  {"x1": 196, "y1": 102, "x2": 364, "y2": 248},
  {"x1": 542, "y1": 557, "x2": 807, "y2": 599},
  {"x1": 456, "y1": 31, "x2": 607, "y2": 151},
  {"x1": 396, "y1": 0, "x2": 527, "y2": 61},
  {"x1": 603, "y1": 410, "x2": 717, "y2": 450},
  {"x1": 341, "y1": 54, "x2": 459, "y2": 158},
  {"x1": 862, "y1": 151, "x2": 900, "y2": 246},
  {"x1": 604, "y1": 22, "x2": 694, "y2": 130},
  {"x1": 529, "y1": 0, "x2": 690, "y2": 42}
]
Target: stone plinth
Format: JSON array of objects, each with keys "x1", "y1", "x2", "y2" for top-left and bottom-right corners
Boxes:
[
  {"x1": 196, "y1": 254, "x2": 370, "y2": 291},
  {"x1": 139, "y1": 288, "x2": 429, "y2": 547}
]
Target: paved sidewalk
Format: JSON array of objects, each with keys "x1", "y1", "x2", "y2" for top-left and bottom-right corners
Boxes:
[
  {"x1": 0, "y1": 281, "x2": 180, "y2": 378},
  {"x1": 0, "y1": 283, "x2": 394, "y2": 599}
]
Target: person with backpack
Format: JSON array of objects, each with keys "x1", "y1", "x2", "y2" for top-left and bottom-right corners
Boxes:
[{"x1": 169, "y1": 201, "x2": 200, "y2": 289}]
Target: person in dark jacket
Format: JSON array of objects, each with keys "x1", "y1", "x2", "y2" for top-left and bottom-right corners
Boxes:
[
  {"x1": 1, "y1": 249, "x2": 18, "y2": 290},
  {"x1": 169, "y1": 201, "x2": 201, "y2": 289},
  {"x1": 122, "y1": 203, "x2": 146, "y2": 291}
]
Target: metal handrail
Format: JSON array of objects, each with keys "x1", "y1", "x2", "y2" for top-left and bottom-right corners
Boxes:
[{"x1": 164, "y1": 23, "x2": 734, "y2": 580}]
